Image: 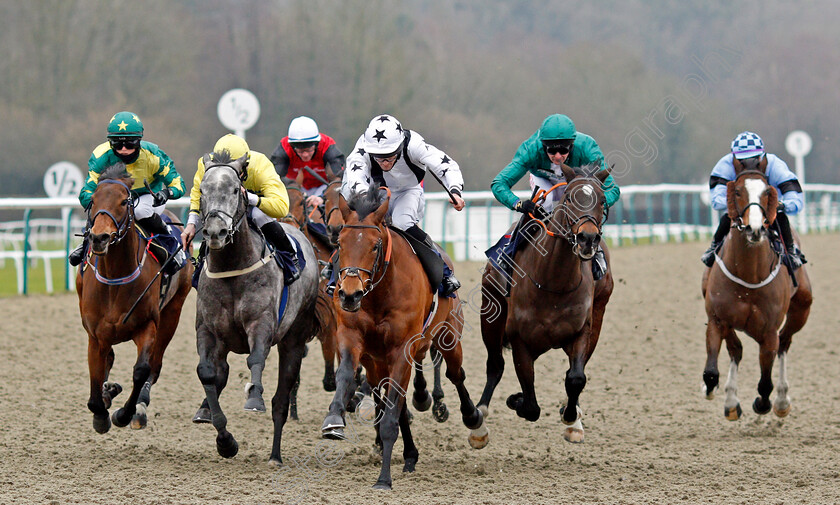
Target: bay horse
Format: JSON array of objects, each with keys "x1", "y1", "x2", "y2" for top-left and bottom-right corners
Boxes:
[
  {"x1": 193, "y1": 152, "x2": 320, "y2": 464},
  {"x1": 701, "y1": 168, "x2": 812, "y2": 420},
  {"x1": 320, "y1": 186, "x2": 489, "y2": 490},
  {"x1": 77, "y1": 164, "x2": 192, "y2": 434},
  {"x1": 477, "y1": 163, "x2": 614, "y2": 443}
]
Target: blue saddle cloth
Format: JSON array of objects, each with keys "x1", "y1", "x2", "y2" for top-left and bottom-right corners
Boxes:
[
  {"x1": 139, "y1": 214, "x2": 186, "y2": 275},
  {"x1": 485, "y1": 223, "x2": 526, "y2": 272},
  {"x1": 270, "y1": 234, "x2": 307, "y2": 281}
]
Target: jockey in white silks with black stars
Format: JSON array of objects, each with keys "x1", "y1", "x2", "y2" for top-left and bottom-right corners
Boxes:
[{"x1": 327, "y1": 114, "x2": 466, "y2": 297}]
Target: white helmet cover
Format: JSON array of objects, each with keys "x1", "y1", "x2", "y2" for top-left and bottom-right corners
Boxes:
[
  {"x1": 288, "y1": 116, "x2": 321, "y2": 143},
  {"x1": 363, "y1": 114, "x2": 404, "y2": 155}
]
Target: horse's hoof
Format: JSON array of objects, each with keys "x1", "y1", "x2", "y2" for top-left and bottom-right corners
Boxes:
[
  {"x1": 92, "y1": 414, "x2": 111, "y2": 434},
  {"x1": 323, "y1": 375, "x2": 336, "y2": 392},
  {"x1": 268, "y1": 457, "x2": 282, "y2": 467},
  {"x1": 130, "y1": 403, "x2": 148, "y2": 430},
  {"x1": 403, "y1": 457, "x2": 418, "y2": 473},
  {"x1": 432, "y1": 401, "x2": 449, "y2": 423},
  {"x1": 560, "y1": 405, "x2": 583, "y2": 426},
  {"x1": 468, "y1": 423, "x2": 489, "y2": 449},
  {"x1": 322, "y1": 414, "x2": 346, "y2": 439},
  {"x1": 752, "y1": 397, "x2": 772, "y2": 415},
  {"x1": 102, "y1": 382, "x2": 123, "y2": 409},
  {"x1": 356, "y1": 396, "x2": 376, "y2": 423},
  {"x1": 412, "y1": 391, "x2": 432, "y2": 412},
  {"x1": 244, "y1": 397, "x2": 266, "y2": 412},
  {"x1": 216, "y1": 432, "x2": 239, "y2": 459},
  {"x1": 773, "y1": 403, "x2": 791, "y2": 418},
  {"x1": 517, "y1": 403, "x2": 540, "y2": 422},
  {"x1": 724, "y1": 404, "x2": 742, "y2": 421},
  {"x1": 346, "y1": 392, "x2": 363, "y2": 412},
  {"x1": 702, "y1": 382, "x2": 715, "y2": 400},
  {"x1": 111, "y1": 408, "x2": 130, "y2": 428},
  {"x1": 477, "y1": 404, "x2": 489, "y2": 420},
  {"x1": 506, "y1": 393, "x2": 523, "y2": 411},
  {"x1": 192, "y1": 407, "x2": 212, "y2": 424},
  {"x1": 372, "y1": 480, "x2": 392, "y2": 491},
  {"x1": 563, "y1": 427, "x2": 585, "y2": 443}
]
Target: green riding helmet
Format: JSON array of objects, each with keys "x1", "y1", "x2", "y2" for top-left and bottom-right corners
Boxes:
[
  {"x1": 107, "y1": 111, "x2": 144, "y2": 138},
  {"x1": 539, "y1": 114, "x2": 576, "y2": 143}
]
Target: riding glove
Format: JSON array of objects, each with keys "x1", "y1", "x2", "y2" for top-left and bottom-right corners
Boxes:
[
  {"x1": 514, "y1": 199, "x2": 549, "y2": 220},
  {"x1": 152, "y1": 188, "x2": 171, "y2": 207}
]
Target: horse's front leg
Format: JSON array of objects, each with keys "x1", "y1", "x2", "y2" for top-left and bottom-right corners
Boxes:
[
  {"x1": 703, "y1": 317, "x2": 726, "y2": 399},
  {"x1": 196, "y1": 330, "x2": 238, "y2": 458},
  {"x1": 509, "y1": 338, "x2": 541, "y2": 422},
  {"x1": 753, "y1": 331, "x2": 778, "y2": 415},
  {"x1": 372, "y1": 359, "x2": 412, "y2": 490},
  {"x1": 430, "y1": 346, "x2": 449, "y2": 423},
  {"x1": 722, "y1": 329, "x2": 743, "y2": 420},
  {"x1": 321, "y1": 330, "x2": 362, "y2": 439},
  {"x1": 244, "y1": 320, "x2": 275, "y2": 412},
  {"x1": 111, "y1": 321, "x2": 156, "y2": 428},
  {"x1": 561, "y1": 330, "x2": 590, "y2": 443},
  {"x1": 269, "y1": 331, "x2": 307, "y2": 465},
  {"x1": 87, "y1": 337, "x2": 113, "y2": 434}
]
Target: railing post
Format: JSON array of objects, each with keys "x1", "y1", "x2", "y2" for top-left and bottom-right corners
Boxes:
[
  {"x1": 22, "y1": 208, "x2": 31, "y2": 295},
  {"x1": 464, "y1": 201, "x2": 471, "y2": 261},
  {"x1": 646, "y1": 193, "x2": 654, "y2": 244},
  {"x1": 65, "y1": 207, "x2": 74, "y2": 291}
]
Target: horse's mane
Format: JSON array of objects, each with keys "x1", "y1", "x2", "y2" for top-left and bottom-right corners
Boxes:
[
  {"x1": 99, "y1": 163, "x2": 131, "y2": 182},
  {"x1": 211, "y1": 149, "x2": 234, "y2": 164},
  {"x1": 347, "y1": 182, "x2": 387, "y2": 220}
]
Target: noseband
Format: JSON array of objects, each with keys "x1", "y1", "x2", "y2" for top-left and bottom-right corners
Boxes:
[
  {"x1": 88, "y1": 179, "x2": 135, "y2": 246},
  {"x1": 337, "y1": 224, "x2": 392, "y2": 297}
]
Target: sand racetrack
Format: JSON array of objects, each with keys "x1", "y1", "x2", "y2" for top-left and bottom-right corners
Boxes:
[{"x1": 1, "y1": 234, "x2": 839, "y2": 505}]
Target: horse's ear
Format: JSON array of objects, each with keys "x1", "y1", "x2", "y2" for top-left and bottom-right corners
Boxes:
[
  {"x1": 202, "y1": 153, "x2": 212, "y2": 169},
  {"x1": 372, "y1": 192, "x2": 390, "y2": 224},
  {"x1": 733, "y1": 157, "x2": 744, "y2": 175},
  {"x1": 595, "y1": 162, "x2": 612, "y2": 184},
  {"x1": 765, "y1": 186, "x2": 778, "y2": 225},
  {"x1": 759, "y1": 154, "x2": 768, "y2": 173},
  {"x1": 560, "y1": 163, "x2": 577, "y2": 182},
  {"x1": 726, "y1": 180, "x2": 739, "y2": 219},
  {"x1": 234, "y1": 154, "x2": 249, "y2": 181},
  {"x1": 339, "y1": 193, "x2": 352, "y2": 221}
]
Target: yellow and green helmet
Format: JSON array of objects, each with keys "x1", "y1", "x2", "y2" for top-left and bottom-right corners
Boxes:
[{"x1": 107, "y1": 111, "x2": 144, "y2": 138}]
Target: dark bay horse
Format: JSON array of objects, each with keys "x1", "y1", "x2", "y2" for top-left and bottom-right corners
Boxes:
[
  {"x1": 193, "y1": 152, "x2": 320, "y2": 464},
  {"x1": 283, "y1": 183, "x2": 338, "y2": 393},
  {"x1": 321, "y1": 187, "x2": 488, "y2": 490},
  {"x1": 701, "y1": 169, "x2": 812, "y2": 420},
  {"x1": 77, "y1": 164, "x2": 192, "y2": 434},
  {"x1": 478, "y1": 163, "x2": 614, "y2": 443}
]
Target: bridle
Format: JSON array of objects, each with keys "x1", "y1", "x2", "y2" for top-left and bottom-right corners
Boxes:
[
  {"x1": 731, "y1": 170, "x2": 772, "y2": 231},
  {"x1": 336, "y1": 224, "x2": 392, "y2": 297},
  {"x1": 201, "y1": 163, "x2": 247, "y2": 247},
  {"x1": 529, "y1": 180, "x2": 607, "y2": 256},
  {"x1": 323, "y1": 180, "x2": 344, "y2": 241},
  {"x1": 87, "y1": 179, "x2": 136, "y2": 246}
]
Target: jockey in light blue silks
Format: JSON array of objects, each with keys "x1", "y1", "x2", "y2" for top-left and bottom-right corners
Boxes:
[{"x1": 700, "y1": 131, "x2": 806, "y2": 270}]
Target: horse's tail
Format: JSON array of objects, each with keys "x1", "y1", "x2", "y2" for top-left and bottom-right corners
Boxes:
[{"x1": 311, "y1": 290, "x2": 335, "y2": 344}]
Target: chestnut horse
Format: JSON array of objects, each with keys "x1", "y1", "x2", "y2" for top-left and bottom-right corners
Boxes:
[
  {"x1": 320, "y1": 187, "x2": 488, "y2": 490},
  {"x1": 701, "y1": 169, "x2": 812, "y2": 420},
  {"x1": 77, "y1": 164, "x2": 192, "y2": 434},
  {"x1": 478, "y1": 163, "x2": 614, "y2": 443}
]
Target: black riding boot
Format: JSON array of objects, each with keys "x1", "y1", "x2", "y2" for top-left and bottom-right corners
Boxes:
[
  {"x1": 261, "y1": 220, "x2": 301, "y2": 284},
  {"x1": 406, "y1": 225, "x2": 460, "y2": 297},
  {"x1": 775, "y1": 213, "x2": 805, "y2": 270},
  {"x1": 69, "y1": 241, "x2": 86, "y2": 266},
  {"x1": 701, "y1": 214, "x2": 731, "y2": 267},
  {"x1": 137, "y1": 213, "x2": 170, "y2": 236}
]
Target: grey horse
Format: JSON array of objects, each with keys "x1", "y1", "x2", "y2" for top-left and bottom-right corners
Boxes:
[{"x1": 193, "y1": 153, "x2": 320, "y2": 464}]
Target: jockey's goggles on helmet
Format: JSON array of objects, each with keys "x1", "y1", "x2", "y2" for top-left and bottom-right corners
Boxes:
[
  {"x1": 543, "y1": 140, "x2": 573, "y2": 155},
  {"x1": 291, "y1": 141, "x2": 318, "y2": 150},
  {"x1": 109, "y1": 137, "x2": 141, "y2": 150}
]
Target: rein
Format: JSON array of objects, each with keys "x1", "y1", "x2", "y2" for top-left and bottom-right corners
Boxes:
[{"x1": 337, "y1": 224, "x2": 393, "y2": 297}]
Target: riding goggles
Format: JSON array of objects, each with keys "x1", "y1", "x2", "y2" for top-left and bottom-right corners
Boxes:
[
  {"x1": 109, "y1": 137, "x2": 141, "y2": 150},
  {"x1": 544, "y1": 141, "x2": 573, "y2": 155}
]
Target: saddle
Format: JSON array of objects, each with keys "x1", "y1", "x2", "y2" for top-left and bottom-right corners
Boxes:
[
  {"x1": 135, "y1": 214, "x2": 187, "y2": 277},
  {"x1": 390, "y1": 227, "x2": 445, "y2": 295}
]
